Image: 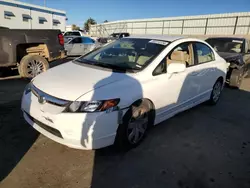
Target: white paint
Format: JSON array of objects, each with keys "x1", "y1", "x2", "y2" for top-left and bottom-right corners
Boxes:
[{"x1": 22, "y1": 37, "x2": 228, "y2": 150}]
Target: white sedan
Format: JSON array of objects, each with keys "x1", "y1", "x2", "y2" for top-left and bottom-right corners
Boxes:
[{"x1": 21, "y1": 35, "x2": 228, "y2": 150}]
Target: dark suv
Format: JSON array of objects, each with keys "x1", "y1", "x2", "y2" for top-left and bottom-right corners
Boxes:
[{"x1": 206, "y1": 37, "x2": 250, "y2": 88}]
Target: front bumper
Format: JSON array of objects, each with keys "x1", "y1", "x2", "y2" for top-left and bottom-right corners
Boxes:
[{"x1": 21, "y1": 91, "x2": 123, "y2": 150}]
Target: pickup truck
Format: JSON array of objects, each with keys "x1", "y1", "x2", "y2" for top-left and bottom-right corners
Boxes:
[
  {"x1": 206, "y1": 37, "x2": 250, "y2": 88},
  {"x1": 0, "y1": 29, "x2": 66, "y2": 78}
]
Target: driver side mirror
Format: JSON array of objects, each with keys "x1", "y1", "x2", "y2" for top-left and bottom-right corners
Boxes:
[{"x1": 167, "y1": 61, "x2": 186, "y2": 74}]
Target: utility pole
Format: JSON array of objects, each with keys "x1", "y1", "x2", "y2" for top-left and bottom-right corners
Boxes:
[{"x1": 44, "y1": 0, "x2": 46, "y2": 7}]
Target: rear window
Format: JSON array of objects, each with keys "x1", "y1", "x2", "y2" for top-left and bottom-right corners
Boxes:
[{"x1": 64, "y1": 32, "x2": 81, "y2": 36}]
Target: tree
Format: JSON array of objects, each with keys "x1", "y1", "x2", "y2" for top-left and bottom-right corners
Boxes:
[
  {"x1": 72, "y1": 24, "x2": 80, "y2": 30},
  {"x1": 104, "y1": 20, "x2": 108, "y2": 23},
  {"x1": 84, "y1": 18, "x2": 97, "y2": 32}
]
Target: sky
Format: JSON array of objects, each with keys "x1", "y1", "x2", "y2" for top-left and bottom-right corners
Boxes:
[{"x1": 19, "y1": 0, "x2": 250, "y2": 26}]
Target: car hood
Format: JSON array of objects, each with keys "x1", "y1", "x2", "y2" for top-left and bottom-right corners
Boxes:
[
  {"x1": 217, "y1": 52, "x2": 244, "y2": 66},
  {"x1": 32, "y1": 61, "x2": 129, "y2": 101},
  {"x1": 217, "y1": 52, "x2": 242, "y2": 60}
]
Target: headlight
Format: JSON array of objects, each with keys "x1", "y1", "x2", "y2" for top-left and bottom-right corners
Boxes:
[{"x1": 66, "y1": 99, "x2": 120, "y2": 113}]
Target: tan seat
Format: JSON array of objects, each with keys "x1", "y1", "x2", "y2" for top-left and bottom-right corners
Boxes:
[{"x1": 167, "y1": 51, "x2": 189, "y2": 65}]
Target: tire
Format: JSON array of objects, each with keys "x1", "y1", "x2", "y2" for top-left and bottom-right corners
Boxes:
[
  {"x1": 208, "y1": 79, "x2": 223, "y2": 105},
  {"x1": 229, "y1": 68, "x2": 243, "y2": 89},
  {"x1": 115, "y1": 100, "x2": 153, "y2": 150},
  {"x1": 18, "y1": 54, "x2": 49, "y2": 78}
]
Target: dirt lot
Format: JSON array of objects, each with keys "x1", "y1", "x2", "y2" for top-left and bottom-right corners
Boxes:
[{"x1": 1, "y1": 60, "x2": 250, "y2": 188}]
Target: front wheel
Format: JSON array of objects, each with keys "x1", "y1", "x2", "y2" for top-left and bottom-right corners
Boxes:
[
  {"x1": 115, "y1": 101, "x2": 152, "y2": 150},
  {"x1": 229, "y1": 68, "x2": 243, "y2": 89}
]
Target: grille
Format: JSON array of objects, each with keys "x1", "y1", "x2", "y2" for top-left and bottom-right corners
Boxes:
[
  {"x1": 25, "y1": 112, "x2": 63, "y2": 139},
  {"x1": 31, "y1": 84, "x2": 69, "y2": 107}
]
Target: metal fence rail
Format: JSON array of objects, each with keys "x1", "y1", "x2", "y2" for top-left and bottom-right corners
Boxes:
[{"x1": 90, "y1": 12, "x2": 250, "y2": 37}]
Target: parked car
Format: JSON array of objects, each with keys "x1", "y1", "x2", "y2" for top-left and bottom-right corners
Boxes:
[
  {"x1": 64, "y1": 36, "x2": 100, "y2": 56},
  {"x1": 0, "y1": 29, "x2": 66, "y2": 78},
  {"x1": 21, "y1": 36, "x2": 227, "y2": 150},
  {"x1": 206, "y1": 37, "x2": 250, "y2": 88},
  {"x1": 63, "y1": 30, "x2": 83, "y2": 43}
]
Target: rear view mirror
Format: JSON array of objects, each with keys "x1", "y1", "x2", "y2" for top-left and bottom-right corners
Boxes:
[{"x1": 167, "y1": 61, "x2": 186, "y2": 74}]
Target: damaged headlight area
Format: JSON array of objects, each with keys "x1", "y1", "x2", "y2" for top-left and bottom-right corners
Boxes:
[{"x1": 66, "y1": 99, "x2": 120, "y2": 113}]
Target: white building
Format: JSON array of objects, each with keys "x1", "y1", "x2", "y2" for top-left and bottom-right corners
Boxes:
[
  {"x1": 0, "y1": 0, "x2": 66, "y2": 31},
  {"x1": 65, "y1": 25, "x2": 72, "y2": 31}
]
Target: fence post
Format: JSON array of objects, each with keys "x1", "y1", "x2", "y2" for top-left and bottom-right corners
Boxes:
[
  {"x1": 247, "y1": 17, "x2": 250, "y2": 35},
  {"x1": 181, "y1": 20, "x2": 184, "y2": 34},
  {"x1": 233, "y1": 16, "x2": 239, "y2": 35},
  {"x1": 131, "y1": 22, "x2": 133, "y2": 35},
  {"x1": 161, "y1": 20, "x2": 164, "y2": 35},
  {"x1": 204, "y1": 18, "x2": 208, "y2": 35}
]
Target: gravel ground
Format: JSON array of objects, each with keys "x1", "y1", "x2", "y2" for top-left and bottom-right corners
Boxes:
[{"x1": 1, "y1": 61, "x2": 250, "y2": 188}]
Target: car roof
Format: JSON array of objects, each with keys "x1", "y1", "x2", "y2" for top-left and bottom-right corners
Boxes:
[
  {"x1": 127, "y1": 35, "x2": 185, "y2": 42},
  {"x1": 206, "y1": 37, "x2": 245, "y2": 41}
]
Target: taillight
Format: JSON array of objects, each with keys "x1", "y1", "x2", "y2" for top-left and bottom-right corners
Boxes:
[{"x1": 58, "y1": 33, "x2": 64, "y2": 45}]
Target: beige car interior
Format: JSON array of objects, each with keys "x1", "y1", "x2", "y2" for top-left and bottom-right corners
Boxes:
[
  {"x1": 166, "y1": 43, "x2": 194, "y2": 67},
  {"x1": 228, "y1": 42, "x2": 242, "y2": 53}
]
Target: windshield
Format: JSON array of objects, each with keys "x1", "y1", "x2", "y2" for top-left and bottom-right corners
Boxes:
[
  {"x1": 64, "y1": 31, "x2": 81, "y2": 36},
  {"x1": 206, "y1": 38, "x2": 243, "y2": 53},
  {"x1": 75, "y1": 38, "x2": 168, "y2": 71}
]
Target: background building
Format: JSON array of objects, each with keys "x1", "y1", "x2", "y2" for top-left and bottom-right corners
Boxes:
[
  {"x1": 0, "y1": 0, "x2": 66, "y2": 31},
  {"x1": 90, "y1": 12, "x2": 250, "y2": 37}
]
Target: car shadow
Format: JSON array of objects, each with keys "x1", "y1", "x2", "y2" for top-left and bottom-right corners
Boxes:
[
  {"x1": 82, "y1": 67, "x2": 250, "y2": 188},
  {"x1": 0, "y1": 57, "x2": 74, "y2": 182},
  {"x1": 0, "y1": 94, "x2": 39, "y2": 182}
]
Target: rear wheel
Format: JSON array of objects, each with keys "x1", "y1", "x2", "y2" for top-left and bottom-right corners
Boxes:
[
  {"x1": 115, "y1": 100, "x2": 153, "y2": 150},
  {"x1": 208, "y1": 79, "x2": 223, "y2": 105},
  {"x1": 229, "y1": 68, "x2": 243, "y2": 89},
  {"x1": 18, "y1": 54, "x2": 49, "y2": 78}
]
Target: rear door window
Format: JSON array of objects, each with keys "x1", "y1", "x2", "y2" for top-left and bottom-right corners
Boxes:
[{"x1": 64, "y1": 32, "x2": 81, "y2": 36}]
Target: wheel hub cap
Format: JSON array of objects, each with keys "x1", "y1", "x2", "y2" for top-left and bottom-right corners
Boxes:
[
  {"x1": 213, "y1": 82, "x2": 222, "y2": 102},
  {"x1": 27, "y1": 60, "x2": 44, "y2": 77},
  {"x1": 127, "y1": 112, "x2": 148, "y2": 144}
]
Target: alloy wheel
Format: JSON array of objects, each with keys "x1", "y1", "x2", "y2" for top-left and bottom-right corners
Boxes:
[
  {"x1": 212, "y1": 81, "x2": 222, "y2": 102},
  {"x1": 127, "y1": 111, "x2": 148, "y2": 144},
  {"x1": 27, "y1": 60, "x2": 45, "y2": 77}
]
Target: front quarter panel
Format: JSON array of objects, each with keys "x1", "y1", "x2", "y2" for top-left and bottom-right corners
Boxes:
[{"x1": 77, "y1": 76, "x2": 144, "y2": 109}]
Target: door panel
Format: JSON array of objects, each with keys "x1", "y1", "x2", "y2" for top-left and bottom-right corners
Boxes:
[
  {"x1": 69, "y1": 44, "x2": 83, "y2": 55},
  {"x1": 193, "y1": 42, "x2": 218, "y2": 95},
  {"x1": 66, "y1": 37, "x2": 83, "y2": 55},
  {"x1": 146, "y1": 67, "x2": 200, "y2": 124},
  {"x1": 146, "y1": 42, "x2": 200, "y2": 124}
]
